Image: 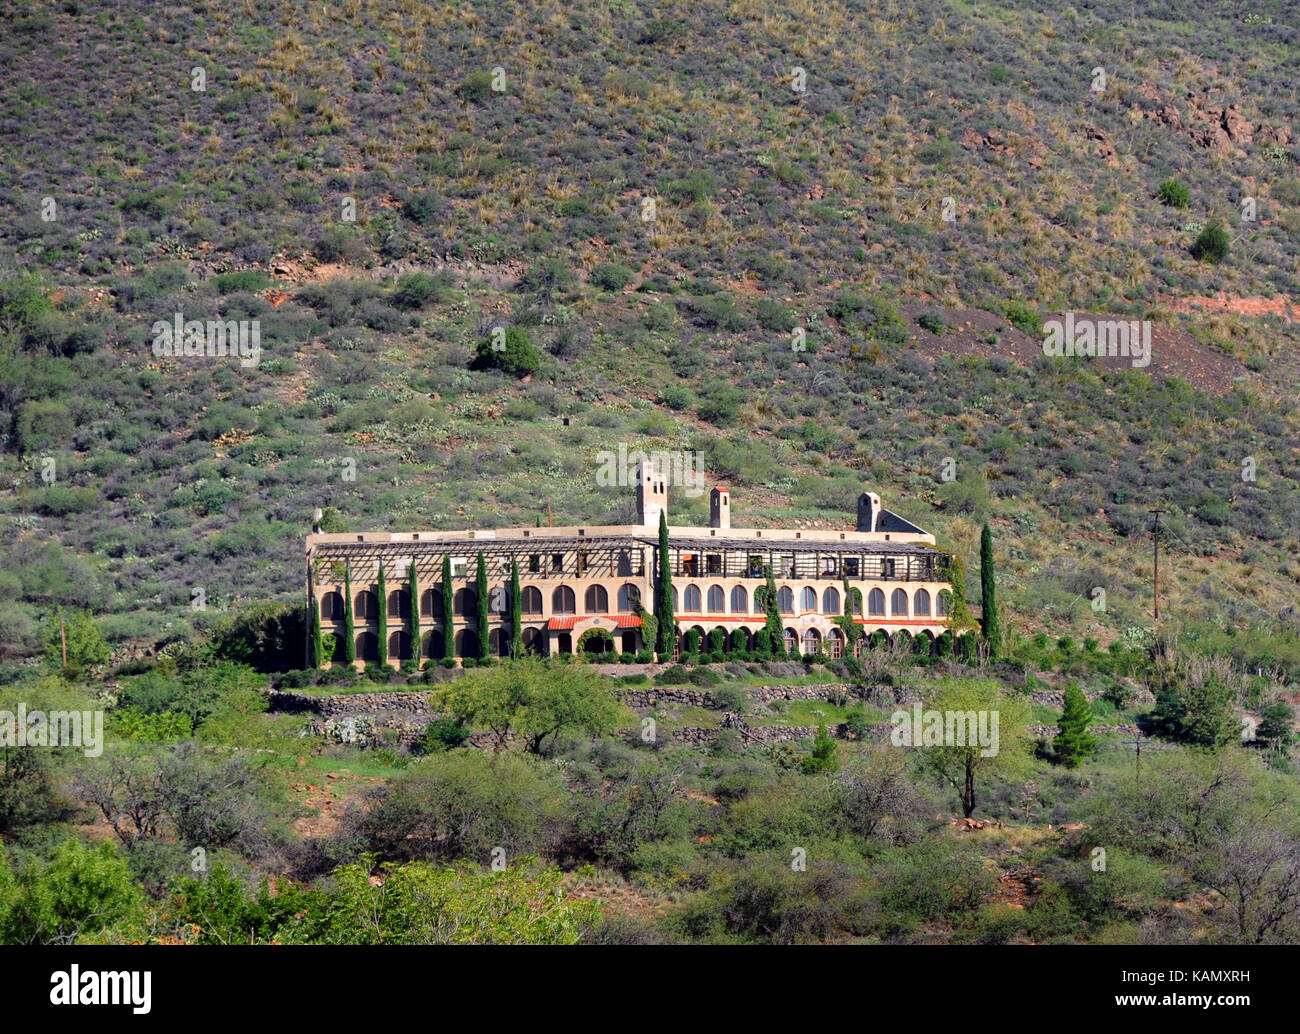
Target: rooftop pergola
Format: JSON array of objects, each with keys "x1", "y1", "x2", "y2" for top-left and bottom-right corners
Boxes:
[{"x1": 309, "y1": 531, "x2": 950, "y2": 584}]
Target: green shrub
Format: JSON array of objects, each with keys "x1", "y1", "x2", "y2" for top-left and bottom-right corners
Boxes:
[
  {"x1": 1191, "y1": 222, "x2": 1230, "y2": 263},
  {"x1": 917, "y1": 311, "x2": 946, "y2": 334},
  {"x1": 392, "y1": 271, "x2": 447, "y2": 309},
  {"x1": 417, "y1": 717, "x2": 471, "y2": 754},
  {"x1": 213, "y1": 271, "x2": 271, "y2": 293},
  {"x1": 591, "y1": 263, "x2": 635, "y2": 291},
  {"x1": 1002, "y1": 301, "x2": 1042, "y2": 336},
  {"x1": 455, "y1": 71, "x2": 496, "y2": 104},
  {"x1": 1156, "y1": 180, "x2": 1189, "y2": 208},
  {"x1": 472, "y1": 326, "x2": 540, "y2": 377}
]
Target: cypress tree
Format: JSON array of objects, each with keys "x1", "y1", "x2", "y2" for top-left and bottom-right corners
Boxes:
[
  {"x1": 441, "y1": 555, "x2": 455, "y2": 662},
  {"x1": 475, "y1": 551, "x2": 489, "y2": 660},
  {"x1": 979, "y1": 523, "x2": 1001, "y2": 658},
  {"x1": 510, "y1": 559, "x2": 523, "y2": 658},
  {"x1": 309, "y1": 593, "x2": 323, "y2": 669},
  {"x1": 761, "y1": 564, "x2": 784, "y2": 657},
  {"x1": 1054, "y1": 682, "x2": 1098, "y2": 767},
  {"x1": 656, "y1": 510, "x2": 674, "y2": 656},
  {"x1": 343, "y1": 564, "x2": 356, "y2": 665},
  {"x1": 408, "y1": 560, "x2": 420, "y2": 669},
  {"x1": 377, "y1": 564, "x2": 389, "y2": 668}
]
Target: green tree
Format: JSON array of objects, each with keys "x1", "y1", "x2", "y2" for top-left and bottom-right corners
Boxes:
[
  {"x1": 509, "y1": 560, "x2": 522, "y2": 659},
  {"x1": 309, "y1": 592, "x2": 324, "y2": 669},
  {"x1": 1181, "y1": 672, "x2": 1238, "y2": 750},
  {"x1": 343, "y1": 564, "x2": 356, "y2": 665},
  {"x1": 1151, "y1": 679, "x2": 1187, "y2": 739},
  {"x1": 913, "y1": 680, "x2": 1032, "y2": 818},
  {"x1": 377, "y1": 565, "x2": 389, "y2": 668},
  {"x1": 801, "y1": 725, "x2": 840, "y2": 774},
  {"x1": 979, "y1": 524, "x2": 1001, "y2": 658},
  {"x1": 1258, "y1": 699, "x2": 1295, "y2": 753},
  {"x1": 442, "y1": 555, "x2": 455, "y2": 662},
  {"x1": 757, "y1": 565, "x2": 785, "y2": 657},
  {"x1": 472, "y1": 326, "x2": 540, "y2": 377},
  {"x1": 408, "y1": 561, "x2": 421, "y2": 669},
  {"x1": 834, "y1": 579, "x2": 864, "y2": 653},
  {"x1": 941, "y1": 551, "x2": 978, "y2": 638},
  {"x1": 656, "y1": 511, "x2": 674, "y2": 657},
  {"x1": 41, "y1": 607, "x2": 109, "y2": 680},
  {"x1": 436, "y1": 657, "x2": 622, "y2": 753},
  {"x1": 475, "y1": 552, "x2": 489, "y2": 661},
  {"x1": 1054, "y1": 682, "x2": 1097, "y2": 767}
]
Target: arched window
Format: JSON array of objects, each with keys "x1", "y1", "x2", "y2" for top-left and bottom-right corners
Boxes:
[
  {"x1": 389, "y1": 630, "x2": 412, "y2": 661},
  {"x1": 684, "y1": 585, "x2": 702, "y2": 612},
  {"x1": 355, "y1": 631, "x2": 378, "y2": 662},
  {"x1": 584, "y1": 585, "x2": 608, "y2": 613},
  {"x1": 847, "y1": 588, "x2": 862, "y2": 615},
  {"x1": 891, "y1": 588, "x2": 909, "y2": 617},
  {"x1": 783, "y1": 628, "x2": 799, "y2": 654},
  {"x1": 730, "y1": 585, "x2": 748, "y2": 614},
  {"x1": 754, "y1": 590, "x2": 765, "y2": 614},
  {"x1": 521, "y1": 586, "x2": 543, "y2": 615},
  {"x1": 355, "y1": 590, "x2": 378, "y2": 620},
  {"x1": 420, "y1": 588, "x2": 442, "y2": 620},
  {"x1": 522, "y1": 626, "x2": 544, "y2": 656},
  {"x1": 777, "y1": 587, "x2": 794, "y2": 613},
  {"x1": 421, "y1": 629, "x2": 443, "y2": 660},
  {"x1": 552, "y1": 586, "x2": 575, "y2": 614},
  {"x1": 617, "y1": 584, "x2": 640, "y2": 613},
  {"x1": 454, "y1": 628, "x2": 479, "y2": 658},
  {"x1": 707, "y1": 585, "x2": 725, "y2": 613},
  {"x1": 800, "y1": 586, "x2": 817, "y2": 611},
  {"x1": 914, "y1": 588, "x2": 931, "y2": 617},
  {"x1": 822, "y1": 587, "x2": 840, "y2": 614},
  {"x1": 937, "y1": 590, "x2": 951, "y2": 617},
  {"x1": 454, "y1": 587, "x2": 476, "y2": 617},
  {"x1": 672, "y1": 586, "x2": 679, "y2": 612},
  {"x1": 388, "y1": 589, "x2": 410, "y2": 620},
  {"x1": 489, "y1": 628, "x2": 510, "y2": 658},
  {"x1": 868, "y1": 588, "x2": 885, "y2": 616},
  {"x1": 802, "y1": 628, "x2": 821, "y2": 655},
  {"x1": 827, "y1": 628, "x2": 844, "y2": 659},
  {"x1": 320, "y1": 591, "x2": 344, "y2": 620}
]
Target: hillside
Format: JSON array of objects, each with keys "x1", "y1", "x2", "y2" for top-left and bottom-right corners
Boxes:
[{"x1": 0, "y1": 0, "x2": 1298, "y2": 957}]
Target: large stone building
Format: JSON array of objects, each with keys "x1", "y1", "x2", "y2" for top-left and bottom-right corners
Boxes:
[{"x1": 305, "y1": 463, "x2": 955, "y2": 667}]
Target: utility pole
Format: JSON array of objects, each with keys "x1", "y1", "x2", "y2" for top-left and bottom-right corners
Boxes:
[
  {"x1": 1122, "y1": 737, "x2": 1150, "y2": 782},
  {"x1": 1149, "y1": 508, "x2": 1164, "y2": 621}
]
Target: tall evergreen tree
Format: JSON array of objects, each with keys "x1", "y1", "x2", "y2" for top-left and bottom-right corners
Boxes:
[
  {"x1": 442, "y1": 555, "x2": 455, "y2": 662},
  {"x1": 377, "y1": 564, "x2": 389, "y2": 668},
  {"x1": 408, "y1": 560, "x2": 420, "y2": 669},
  {"x1": 656, "y1": 511, "x2": 674, "y2": 657},
  {"x1": 760, "y1": 564, "x2": 785, "y2": 657},
  {"x1": 1054, "y1": 682, "x2": 1097, "y2": 767},
  {"x1": 509, "y1": 559, "x2": 523, "y2": 658},
  {"x1": 475, "y1": 551, "x2": 489, "y2": 661},
  {"x1": 979, "y1": 523, "x2": 1001, "y2": 658},
  {"x1": 310, "y1": 593, "x2": 324, "y2": 669},
  {"x1": 343, "y1": 563, "x2": 356, "y2": 665}
]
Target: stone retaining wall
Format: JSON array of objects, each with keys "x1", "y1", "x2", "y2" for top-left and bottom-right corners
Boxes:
[{"x1": 270, "y1": 684, "x2": 1149, "y2": 752}]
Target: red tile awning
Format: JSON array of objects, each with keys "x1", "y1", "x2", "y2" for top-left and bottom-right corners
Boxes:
[
  {"x1": 547, "y1": 616, "x2": 579, "y2": 630},
  {"x1": 613, "y1": 614, "x2": 642, "y2": 628}
]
